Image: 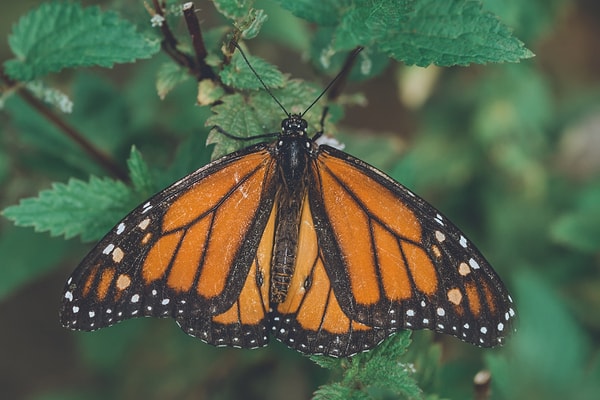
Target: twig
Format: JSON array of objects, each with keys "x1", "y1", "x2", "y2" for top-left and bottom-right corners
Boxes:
[
  {"x1": 149, "y1": 0, "x2": 217, "y2": 81},
  {"x1": 182, "y1": 3, "x2": 206, "y2": 63},
  {"x1": 149, "y1": 0, "x2": 197, "y2": 76},
  {"x1": 0, "y1": 70, "x2": 129, "y2": 182}
]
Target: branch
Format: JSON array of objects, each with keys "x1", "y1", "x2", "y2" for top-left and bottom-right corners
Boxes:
[
  {"x1": 0, "y1": 70, "x2": 129, "y2": 182},
  {"x1": 149, "y1": 0, "x2": 216, "y2": 82}
]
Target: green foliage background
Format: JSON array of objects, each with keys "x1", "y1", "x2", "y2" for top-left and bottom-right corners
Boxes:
[{"x1": 1, "y1": 0, "x2": 599, "y2": 399}]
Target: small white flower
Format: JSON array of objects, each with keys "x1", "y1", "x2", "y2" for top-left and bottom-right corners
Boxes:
[{"x1": 151, "y1": 14, "x2": 165, "y2": 27}]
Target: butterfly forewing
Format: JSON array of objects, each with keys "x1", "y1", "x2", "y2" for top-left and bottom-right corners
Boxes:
[
  {"x1": 60, "y1": 144, "x2": 278, "y2": 348},
  {"x1": 307, "y1": 146, "x2": 515, "y2": 348}
]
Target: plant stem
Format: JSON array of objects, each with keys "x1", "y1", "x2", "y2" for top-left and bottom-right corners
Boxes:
[{"x1": 1, "y1": 69, "x2": 129, "y2": 182}]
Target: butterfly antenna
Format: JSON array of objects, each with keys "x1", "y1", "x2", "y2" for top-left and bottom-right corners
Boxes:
[
  {"x1": 232, "y1": 41, "x2": 290, "y2": 117},
  {"x1": 301, "y1": 46, "x2": 364, "y2": 117}
]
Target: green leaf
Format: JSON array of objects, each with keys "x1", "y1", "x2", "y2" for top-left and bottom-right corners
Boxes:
[
  {"x1": 4, "y1": 2, "x2": 160, "y2": 81},
  {"x1": 289, "y1": 0, "x2": 533, "y2": 66},
  {"x1": 275, "y1": 0, "x2": 342, "y2": 25},
  {"x1": 213, "y1": 0, "x2": 254, "y2": 20},
  {"x1": 206, "y1": 79, "x2": 326, "y2": 159},
  {"x1": 378, "y1": 0, "x2": 534, "y2": 65},
  {"x1": 197, "y1": 79, "x2": 226, "y2": 106},
  {"x1": 2, "y1": 177, "x2": 135, "y2": 242},
  {"x1": 156, "y1": 62, "x2": 191, "y2": 100},
  {"x1": 239, "y1": 8, "x2": 269, "y2": 40},
  {"x1": 310, "y1": 28, "x2": 390, "y2": 80},
  {"x1": 206, "y1": 93, "x2": 267, "y2": 158},
  {"x1": 127, "y1": 146, "x2": 155, "y2": 197},
  {"x1": 220, "y1": 53, "x2": 285, "y2": 90},
  {"x1": 312, "y1": 332, "x2": 423, "y2": 400}
]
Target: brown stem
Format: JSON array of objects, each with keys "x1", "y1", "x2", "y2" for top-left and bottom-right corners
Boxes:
[
  {"x1": 1, "y1": 70, "x2": 129, "y2": 182},
  {"x1": 150, "y1": 0, "x2": 197, "y2": 75},
  {"x1": 149, "y1": 0, "x2": 218, "y2": 82},
  {"x1": 182, "y1": 2, "x2": 217, "y2": 80}
]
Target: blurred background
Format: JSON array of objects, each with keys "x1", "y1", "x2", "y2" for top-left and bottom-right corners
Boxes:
[{"x1": 1, "y1": 0, "x2": 600, "y2": 399}]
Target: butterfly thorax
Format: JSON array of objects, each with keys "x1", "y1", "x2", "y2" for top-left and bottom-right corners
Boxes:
[{"x1": 270, "y1": 117, "x2": 312, "y2": 303}]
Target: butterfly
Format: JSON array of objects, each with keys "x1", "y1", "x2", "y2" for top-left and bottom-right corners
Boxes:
[{"x1": 60, "y1": 47, "x2": 515, "y2": 358}]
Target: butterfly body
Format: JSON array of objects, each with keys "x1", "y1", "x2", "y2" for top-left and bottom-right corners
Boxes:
[
  {"x1": 60, "y1": 114, "x2": 515, "y2": 357},
  {"x1": 269, "y1": 117, "x2": 313, "y2": 303}
]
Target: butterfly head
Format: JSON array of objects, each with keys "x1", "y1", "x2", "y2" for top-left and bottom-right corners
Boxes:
[{"x1": 281, "y1": 114, "x2": 308, "y2": 137}]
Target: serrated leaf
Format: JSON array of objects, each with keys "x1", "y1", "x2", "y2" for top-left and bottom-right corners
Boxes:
[
  {"x1": 206, "y1": 93, "x2": 268, "y2": 158},
  {"x1": 379, "y1": 0, "x2": 534, "y2": 65},
  {"x1": 311, "y1": 28, "x2": 390, "y2": 80},
  {"x1": 2, "y1": 177, "x2": 135, "y2": 242},
  {"x1": 312, "y1": 332, "x2": 422, "y2": 400},
  {"x1": 213, "y1": 0, "x2": 254, "y2": 20},
  {"x1": 206, "y1": 79, "x2": 330, "y2": 159},
  {"x1": 220, "y1": 53, "x2": 285, "y2": 90},
  {"x1": 4, "y1": 2, "x2": 160, "y2": 81},
  {"x1": 301, "y1": 0, "x2": 533, "y2": 66},
  {"x1": 197, "y1": 79, "x2": 226, "y2": 106},
  {"x1": 156, "y1": 62, "x2": 190, "y2": 100},
  {"x1": 239, "y1": 8, "x2": 269, "y2": 40},
  {"x1": 275, "y1": 0, "x2": 342, "y2": 25},
  {"x1": 127, "y1": 146, "x2": 155, "y2": 197}
]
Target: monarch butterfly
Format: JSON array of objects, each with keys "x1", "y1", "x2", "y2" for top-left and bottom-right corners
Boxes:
[{"x1": 60, "y1": 46, "x2": 515, "y2": 358}]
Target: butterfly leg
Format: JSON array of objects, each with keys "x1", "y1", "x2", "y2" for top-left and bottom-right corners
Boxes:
[
  {"x1": 311, "y1": 106, "x2": 329, "y2": 141},
  {"x1": 211, "y1": 125, "x2": 278, "y2": 141}
]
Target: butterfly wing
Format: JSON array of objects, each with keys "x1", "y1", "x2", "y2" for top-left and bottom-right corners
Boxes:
[
  {"x1": 60, "y1": 144, "x2": 278, "y2": 349},
  {"x1": 271, "y1": 195, "x2": 389, "y2": 356},
  {"x1": 274, "y1": 145, "x2": 515, "y2": 357}
]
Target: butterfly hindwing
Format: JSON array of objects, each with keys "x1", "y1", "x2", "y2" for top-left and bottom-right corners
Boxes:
[
  {"x1": 60, "y1": 144, "x2": 278, "y2": 348},
  {"x1": 271, "y1": 195, "x2": 390, "y2": 356}
]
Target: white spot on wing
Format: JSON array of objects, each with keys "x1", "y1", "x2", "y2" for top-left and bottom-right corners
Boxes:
[
  {"x1": 468, "y1": 258, "x2": 480, "y2": 270},
  {"x1": 142, "y1": 202, "x2": 152, "y2": 214},
  {"x1": 102, "y1": 244, "x2": 115, "y2": 255}
]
